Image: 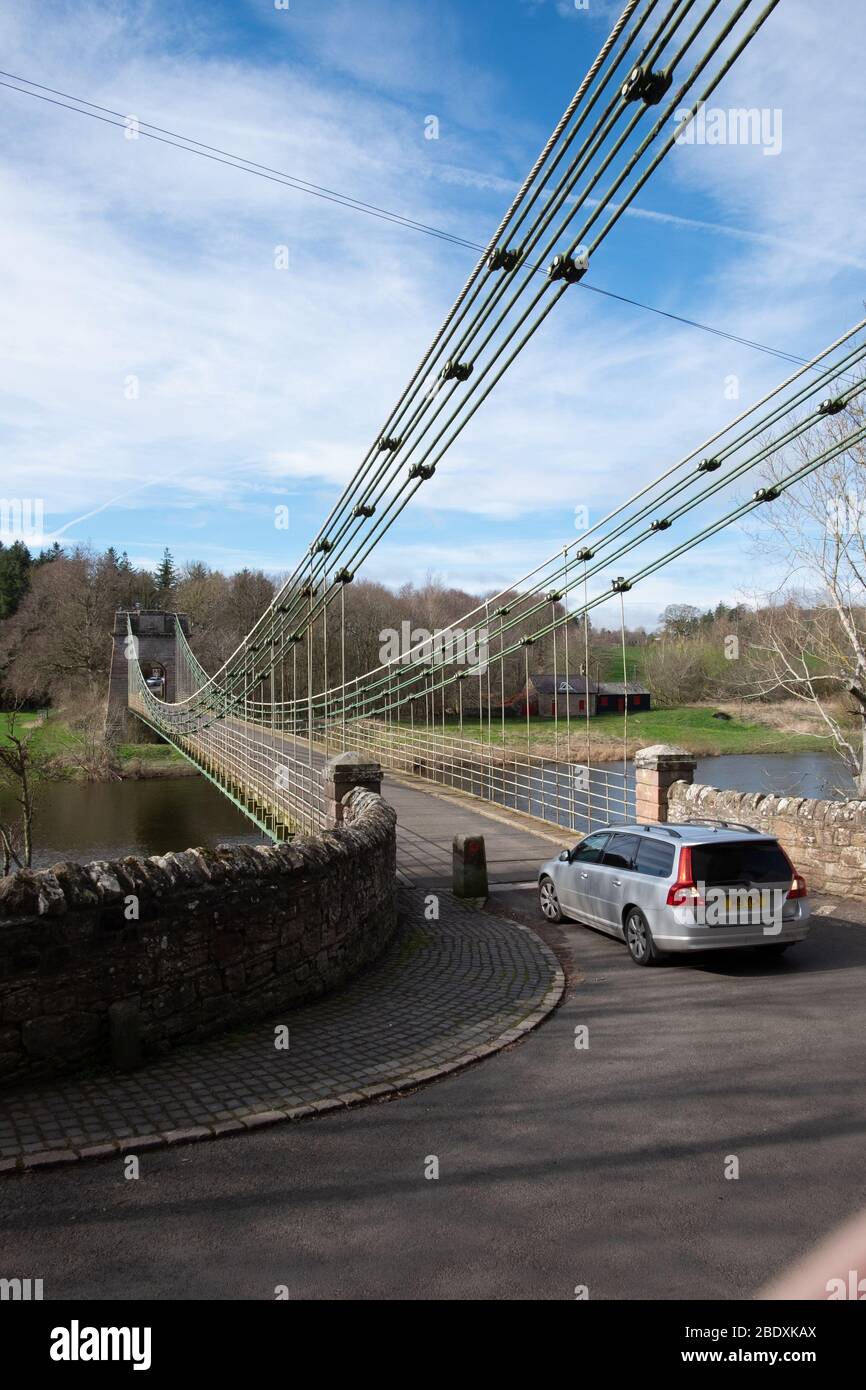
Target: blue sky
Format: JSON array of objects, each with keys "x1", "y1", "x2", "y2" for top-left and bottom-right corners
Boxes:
[{"x1": 1, "y1": 0, "x2": 865, "y2": 628}]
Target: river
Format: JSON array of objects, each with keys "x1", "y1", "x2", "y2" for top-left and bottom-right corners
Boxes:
[{"x1": 0, "y1": 751, "x2": 857, "y2": 872}]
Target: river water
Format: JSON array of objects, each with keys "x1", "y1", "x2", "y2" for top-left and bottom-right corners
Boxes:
[{"x1": 0, "y1": 751, "x2": 857, "y2": 872}]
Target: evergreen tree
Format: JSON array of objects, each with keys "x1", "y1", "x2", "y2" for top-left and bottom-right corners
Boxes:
[
  {"x1": 153, "y1": 547, "x2": 178, "y2": 600},
  {"x1": 0, "y1": 541, "x2": 32, "y2": 619},
  {"x1": 33, "y1": 541, "x2": 63, "y2": 567}
]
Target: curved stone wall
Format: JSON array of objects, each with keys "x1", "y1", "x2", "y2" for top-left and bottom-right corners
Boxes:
[{"x1": 0, "y1": 788, "x2": 397, "y2": 1086}]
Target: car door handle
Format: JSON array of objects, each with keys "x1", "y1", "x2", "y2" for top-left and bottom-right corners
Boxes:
[
  {"x1": 612, "y1": 878, "x2": 622, "y2": 886},
  {"x1": 580, "y1": 871, "x2": 589, "y2": 878}
]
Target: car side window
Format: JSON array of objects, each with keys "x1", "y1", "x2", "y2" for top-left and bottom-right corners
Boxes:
[
  {"x1": 634, "y1": 837, "x2": 676, "y2": 878},
  {"x1": 571, "y1": 833, "x2": 610, "y2": 864},
  {"x1": 601, "y1": 833, "x2": 640, "y2": 871}
]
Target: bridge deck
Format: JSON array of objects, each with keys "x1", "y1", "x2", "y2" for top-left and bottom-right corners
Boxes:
[
  {"x1": 382, "y1": 770, "x2": 566, "y2": 889},
  {"x1": 155, "y1": 719, "x2": 569, "y2": 891},
  {"x1": 257, "y1": 727, "x2": 567, "y2": 888},
  {"x1": 244, "y1": 726, "x2": 567, "y2": 889}
]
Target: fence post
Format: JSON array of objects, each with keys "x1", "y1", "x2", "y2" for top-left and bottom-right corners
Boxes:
[
  {"x1": 322, "y1": 752, "x2": 382, "y2": 826},
  {"x1": 633, "y1": 744, "x2": 696, "y2": 824}
]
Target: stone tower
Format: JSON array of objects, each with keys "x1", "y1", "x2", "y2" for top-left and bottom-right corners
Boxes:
[{"x1": 106, "y1": 609, "x2": 190, "y2": 739}]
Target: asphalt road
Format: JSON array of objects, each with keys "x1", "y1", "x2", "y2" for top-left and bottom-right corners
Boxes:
[{"x1": 2, "y1": 895, "x2": 865, "y2": 1301}]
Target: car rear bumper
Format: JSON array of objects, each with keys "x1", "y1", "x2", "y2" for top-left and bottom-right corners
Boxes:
[{"x1": 652, "y1": 902, "x2": 811, "y2": 951}]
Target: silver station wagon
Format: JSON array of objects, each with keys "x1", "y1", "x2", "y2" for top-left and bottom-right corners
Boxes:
[{"x1": 538, "y1": 819, "x2": 811, "y2": 966}]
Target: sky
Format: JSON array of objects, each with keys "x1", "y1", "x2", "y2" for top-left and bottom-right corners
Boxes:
[{"x1": 1, "y1": 0, "x2": 865, "y2": 630}]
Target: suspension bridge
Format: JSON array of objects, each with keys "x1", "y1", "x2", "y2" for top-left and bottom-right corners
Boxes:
[{"x1": 116, "y1": 0, "x2": 864, "y2": 852}]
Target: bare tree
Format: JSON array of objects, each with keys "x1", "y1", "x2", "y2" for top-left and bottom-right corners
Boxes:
[
  {"x1": 0, "y1": 546, "x2": 153, "y2": 703},
  {"x1": 62, "y1": 696, "x2": 122, "y2": 782},
  {"x1": 0, "y1": 709, "x2": 55, "y2": 871},
  {"x1": 741, "y1": 396, "x2": 866, "y2": 792}
]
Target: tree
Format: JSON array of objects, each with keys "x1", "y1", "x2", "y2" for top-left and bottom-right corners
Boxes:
[
  {"x1": 33, "y1": 541, "x2": 63, "y2": 568},
  {"x1": 0, "y1": 541, "x2": 32, "y2": 619},
  {"x1": 659, "y1": 603, "x2": 701, "y2": 639},
  {"x1": 0, "y1": 709, "x2": 55, "y2": 870},
  {"x1": 741, "y1": 395, "x2": 866, "y2": 792},
  {"x1": 154, "y1": 547, "x2": 178, "y2": 600},
  {"x1": 0, "y1": 546, "x2": 146, "y2": 703}
]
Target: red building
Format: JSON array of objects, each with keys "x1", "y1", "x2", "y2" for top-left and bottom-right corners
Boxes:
[
  {"x1": 509, "y1": 674, "x2": 651, "y2": 718},
  {"x1": 594, "y1": 681, "x2": 651, "y2": 714}
]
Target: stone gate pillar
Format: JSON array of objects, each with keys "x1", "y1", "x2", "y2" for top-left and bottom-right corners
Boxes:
[
  {"x1": 634, "y1": 744, "x2": 696, "y2": 824},
  {"x1": 322, "y1": 752, "x2": 382, "y2": 825},
  {"x1": 106, "y1": 609, "x2": 190, "y2": 740}
]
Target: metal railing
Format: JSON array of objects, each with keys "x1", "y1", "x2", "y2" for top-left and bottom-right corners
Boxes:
[
  {"x1": 343, "y1": 717, "x2": 633, "y2": 835},
  {"x1": 127, "y1": 630, "x2": 326, "y2": 836},
  {"x1": 127, "y1": 619, "x2": 633, "y2": 839}
]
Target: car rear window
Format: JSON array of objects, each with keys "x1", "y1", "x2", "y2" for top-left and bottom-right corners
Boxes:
[
  {"x1": 634, "y1": 837, "x2": 676, "y2": 878},
  {"x1": 690, "y1": 840, "x2": 791, "y2": 885}
]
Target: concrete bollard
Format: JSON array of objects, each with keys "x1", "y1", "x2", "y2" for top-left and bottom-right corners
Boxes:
[
  {"x1": 453, "y1": 834, "x2": 488, "y2": 898},
  {"x1": 109, "y1": 999, "x2": 142, "y2": 1072}
]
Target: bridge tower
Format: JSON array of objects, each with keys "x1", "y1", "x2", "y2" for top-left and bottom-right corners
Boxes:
[{"x1": 106, "y1": 609, "x2": 190, "y2": 739}]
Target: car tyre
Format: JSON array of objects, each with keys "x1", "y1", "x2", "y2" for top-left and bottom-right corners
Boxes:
[
  {"x1": 539, "y1": 876, "x2": 563, "y2": 922},
  {"x1": 624, "y1": 907, "x2": 659, "y2": 966}
]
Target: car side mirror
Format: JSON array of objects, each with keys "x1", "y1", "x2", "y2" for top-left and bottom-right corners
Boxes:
[{"x1": 559, "y1": 849, "x2": 571, "y2": 862}]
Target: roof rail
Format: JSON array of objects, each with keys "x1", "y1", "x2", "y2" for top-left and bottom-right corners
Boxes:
[
  {"x1": 638, "y1": 823, "x2": 682, "y2": 839},
  {"x1": 684, "y1": 817, "x2": 759, "y2": 834}
]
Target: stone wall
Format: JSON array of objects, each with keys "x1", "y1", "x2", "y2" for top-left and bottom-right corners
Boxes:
[
  {"x1": 669, "y1": 781, "x2": 866, "y2": 899},
  {"x1": 0, "y1": 788, "x2": 397, "y2": 1087}
]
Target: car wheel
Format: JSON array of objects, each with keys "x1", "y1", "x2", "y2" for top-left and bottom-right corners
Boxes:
[
  {"x1": 539, "y1": 876, "x2": 563, "y2": 922},
  {"x1": 624, "y1": 907, "x2": 658, "y2": 966}
]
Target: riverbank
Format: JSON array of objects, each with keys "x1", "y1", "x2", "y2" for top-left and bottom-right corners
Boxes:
[
  {"x1": 117, "y1": 745, "x2": 199, "y2": 778},
  {"x1": 3, "y1": 704, "x2": 853, "y2": 779},
  {"x1": 453, "y1": 704, "x2": 845, "y2": 763},
  {"x1": 1, "y1": 712, "x2": 190, "y2": 780}
]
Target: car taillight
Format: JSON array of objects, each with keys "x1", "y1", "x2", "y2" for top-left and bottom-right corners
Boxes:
[
  {"x1": 665, "y1": 846, "x2": 704, "y2": 906},
  {"x1": 787, "y1": 872, "x2": 808, "y2": 899},
  {"x1": 779, "y1": 846, "x2": 808, "y2": 899}
]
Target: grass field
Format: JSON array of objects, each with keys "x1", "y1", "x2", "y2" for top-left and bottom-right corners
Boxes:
[
  {"x1": 435, "y1": 704, "x2": 836, "y2": 760},
  {"x1": 0, "y1": 711, "x2": 77, "y2": 756},
  {"x1": 592, "y1": 644, "x2": 647, "y2": 683},
  {"x1": 1, "y1": 711, "x2": 184, "y2": 775},
  {"x1": 2, "y1": 702, "x2": 844, "y2": 778}
]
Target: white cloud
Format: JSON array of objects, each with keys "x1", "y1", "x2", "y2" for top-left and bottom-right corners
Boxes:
[{"x1": 0, "y1": 0, "x2": 863, "y2": 630}]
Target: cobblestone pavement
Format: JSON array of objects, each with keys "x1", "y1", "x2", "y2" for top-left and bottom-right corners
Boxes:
[{"x1": 0, "y1": 888, "x2": 563, "y2": 1173}]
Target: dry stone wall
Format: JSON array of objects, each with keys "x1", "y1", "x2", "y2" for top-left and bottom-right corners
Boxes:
[
  {"x1": 0, "y1": 788, "x2": 397, "y2": 1086},
  {"x1": 669, "y1": 781, "x2": 866, "y2": 899}
]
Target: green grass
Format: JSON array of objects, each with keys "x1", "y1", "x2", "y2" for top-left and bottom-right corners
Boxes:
[
  {"x1": 425, "y1": 705, "x2": 833, "y2": 758},
  {"x1": 592, "y1": 644, "x2": 647, "y2": 683},
  {"x1": 0, "y1": 711, "x2": 77, "y2": 756},
  {"x1": 117, "y1": 740, "x2": 183, "y2": 762},
  {"x1": 605, "y1": 706, "x2": 831, "y2": 755},
  {"x1": 1, "y1": 712, "x2": 184, "y2": 770}
]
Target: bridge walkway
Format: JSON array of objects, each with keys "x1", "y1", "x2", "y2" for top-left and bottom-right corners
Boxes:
[{"x1": 171, "y1": 719, "x2": 568, "y2": 891}]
